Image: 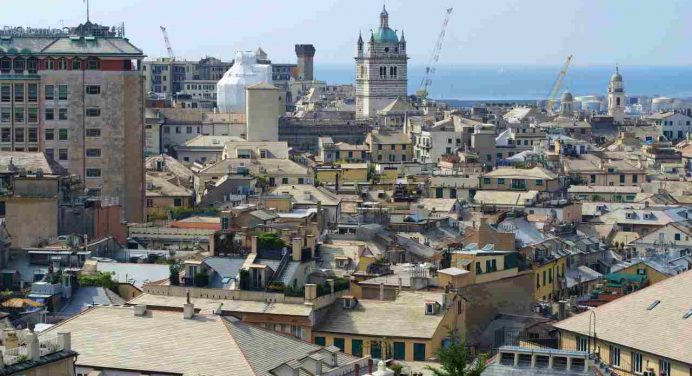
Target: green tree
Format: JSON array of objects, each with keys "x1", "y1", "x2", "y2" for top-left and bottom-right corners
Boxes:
[
  {"x1": 169, "y1": 263, "x2": 181, "y2": 286},
  {"x1": 425, "y1": 336, "x2": 488, "y2": 376}
]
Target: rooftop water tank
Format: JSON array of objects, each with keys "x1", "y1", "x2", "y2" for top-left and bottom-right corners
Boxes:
[{"x1": 216, "y1": 51, "x2": 272, "y2": 113}]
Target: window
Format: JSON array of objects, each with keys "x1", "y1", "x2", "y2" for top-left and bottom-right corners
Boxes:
[
  {"x1": 59, "y1": 108, "x2": 68, "y2": 120},
  {"x1": 483, "y1": 178, "x2": 491, "y2": 185},
  {"x1": 173, "y1": 198, "x2": 183, "y2": 207},
  {"x1": 590, "y1": 174, "x2": 596, "y2": 184},
  {"x1": 333, "y1": 338, "x2": 345, "y2": 352},
  {"x1": 58, "y1": 85, "x2": 68, "y2": 100},
  {"x1": 72, "y1": 59, "x2": 81, "y2": 70},
  {"x1": 402, "y1": 144, "x2": 407, "y2": 150},
  {"x1": 86, "y1": 128, "x2": 101, "y2": 138},
  {"x1": 314, "y1": 336, "x2": 326, "y2": 346},
  {"x1": 14, "y1": 108, "x2": 24, "y2": 123},
  {"x1": 86, "y1": 148, "x2": 101, "y2": 157},
  {"x1": 146, "y1": 198, "x2": 154, "y2": 208},
  {"x1": 45, "y1": 149, "x2": 54, "y2": 160},
  {"x1": 632, "y1": 175, "x2": 638, "y2": 183},
  {"x1": 281, "y1": 177, "x2": 289, "y2": 184},
  {"x1": 86, "y1": 108, "x2": 101, "y2": 117},
  {"x1": 0, "y1": 108, "x2": 9, "y2": 123},
  {"x1": 298, "y1": 178, "x2": 304, "y2": 184},
  {"x1": 535, "y1": 179, "x2": 544, "y2": 186},
  {"x1": 58, "y1": 129, "x2": 68, "y2": 140},
  {"x1": 619, "y1": 175, "x2": 625, "y2": 184},
  {"x1": 390, "y1": 144, "x2": 395, "y2": 150},
  {"x1": 0, "y1": 85, "x2": 9, "y2": 102},
  {"x1": 13, "y1": 58, "x2": 25, "y2": 72},
  {"x1": 163, "y1": 127, "x2": 170, "y2": 134},
  {"x1": 175, "y1": 127, "x2": 180, "y2": 134},
  {"x1": 85, "y1": 85, "x2": 100, "y2": 95},
  {"x1": 536, "y1": 274, "x2": 540, "y2": 288},
  {"x1": 45, "y1": 108, "x2": 55, "y2": 121},
  {"x1": 631, "y1": 352, "x2": 642, "y2": 374},
  {"x1": 576, "y1": 336, "x2": 587, "y2": 351},
  {"x1": 14, "y1": 128, "x2": 24, "y2": 143},
  {"x1": 28, "y1": 108, "x2": 38, "y2": 123},
  {"x1": 413, "y1": 343, "x2": 426, "y2": 361},
  {"x1": 1, "y1": 128, "x2": 10, "y2": 143},
  {"x1": 58, "y1": 58, "x2": 68, "y2": 70},
  {"x1": 45, "y1": 85, "x2": 54, "y2": 100},
  {"x1": 45, "y1": 129, "x2": 54, "y2": 141},
  {"x1": 28, "y1": 128, "x2": 37, "y2": 143},
  {"x1": 392, "y1": 342, "x2": 406, "y2": 360},
  {"x1": 14, "y1": 84, "x2": 24, "y2": 102},
  {"x1": 352, "y1": 339, "x2": 363, "y2": 357},
  {"x1": 475, "y1": 262, "x2": 482, "y2": 274},
  {"x1": 86, "y1": 168, "x2": 102, "y2": 178},
  {"x1": 659, "y1": 359, "x2": 670, "y2": 376},
  {"x1": 497, "y1": 178, "x2": 505, "y2": 185},
  {"x1": 86, "y1": 59, "x2": 100, "y2": 70},
  {"x1": 28, "y1": 84, "x2": 38, "y2": 102},
  {"x1": 58, "y1": 149, "x2": 68, "y2": 160}
]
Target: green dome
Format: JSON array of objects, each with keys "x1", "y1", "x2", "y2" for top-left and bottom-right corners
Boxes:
[{"x1": 373, "y1": 27, "x2": 398, "y2": 44}]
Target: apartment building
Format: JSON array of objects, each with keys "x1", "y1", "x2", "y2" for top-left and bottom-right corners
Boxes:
[
  {"x1": 554, "y1": 271, "x2": 692, "y2": 376},
  {"x1": 563, "y1": 154, "x2": 646, "y2": 187},
  {"x1": 0, "y1": 23, "x2": 145, "y2": 222},
  {"x1": 480, "y1": 166, "x2": 561, "y2": 192},
  {"x1": 366, "y1": 131, "x2": 413, "y2": 163}
]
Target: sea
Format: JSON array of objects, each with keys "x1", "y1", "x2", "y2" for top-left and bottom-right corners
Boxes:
[{"x1": 314, "y1": 64, "x2": 692, "y2": 106}]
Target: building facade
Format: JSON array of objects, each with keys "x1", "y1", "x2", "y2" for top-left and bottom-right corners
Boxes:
[
  {"x1": 355, "y1": 6, "x2": 408, "y2": 119},
  {"x1": 0, "y1": 22, "x2": 145, "y2": 222}
]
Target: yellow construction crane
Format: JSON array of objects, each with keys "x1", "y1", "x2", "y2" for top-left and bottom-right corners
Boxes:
[
  {"x1": 546, "y1": 55, "x2": 573, "y2": 115},
  {"x1": 416, "y1": 7, "x2": 453, "y2": 99}
]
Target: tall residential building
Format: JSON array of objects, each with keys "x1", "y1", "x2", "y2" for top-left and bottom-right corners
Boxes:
[
  {"x1": 608, "y1": 66, "x2": 626, "y2": 124},
  {"x1": 143, "y1": 57, "x2": 232, "y2": 99},
  {"x1": 0, "y1": 22, "x2": 146, "y2": 222},
  {"x1": 355, "y1": 5, "x2": 408, "y2": 119}
]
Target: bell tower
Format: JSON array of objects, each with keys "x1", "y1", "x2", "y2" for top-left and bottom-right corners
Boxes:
[{"x1": 608, "y1": 66, "x2": 626, "y2": 124}]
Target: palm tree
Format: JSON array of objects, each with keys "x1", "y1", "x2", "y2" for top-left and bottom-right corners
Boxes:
[{"x1": 425, "y1": 337, "x2": 488, "y2": 376}]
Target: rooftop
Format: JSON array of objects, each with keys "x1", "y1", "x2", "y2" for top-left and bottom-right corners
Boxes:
[
  {"x1": 553, "y1": 270, "x2": 692, "y2": 364},
  {"x1": 483, "y1": 167, "x2": 557, "y2": 180}
]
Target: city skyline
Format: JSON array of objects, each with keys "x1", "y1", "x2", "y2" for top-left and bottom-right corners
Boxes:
[{"x1": 2, "y1": 0, "x2": 691, "y2": 66}]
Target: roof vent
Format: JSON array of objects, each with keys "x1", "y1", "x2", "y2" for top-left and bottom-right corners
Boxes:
[
  {"x1": 683, "y1": 309, "x2": 692, "y2": 319},
  {"x1": 646, "y1": 300, "x2": 661, "y2": 310}
]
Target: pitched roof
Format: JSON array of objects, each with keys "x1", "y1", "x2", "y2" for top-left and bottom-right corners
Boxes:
[
  {"x1": 378, "y1": 97, "x2": 416, "y2": 114},
  {"x1": 553, "y1": 270, "x2": 692, "y2": 364},
  {"x1": 314, "y1": 291, "x2": 447, "y2": 338},
  {"x1": 484, "y1": 167, "x2": 557, "y2": 180}
]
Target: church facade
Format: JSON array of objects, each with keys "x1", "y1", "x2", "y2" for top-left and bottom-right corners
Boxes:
[{"x1": 355, "y1": 6, "x2": 408, "y2": 119}]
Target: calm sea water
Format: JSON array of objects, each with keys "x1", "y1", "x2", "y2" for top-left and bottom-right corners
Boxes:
[{"x1": 314, "y1": 64, "x2": 692, "y2": 101}]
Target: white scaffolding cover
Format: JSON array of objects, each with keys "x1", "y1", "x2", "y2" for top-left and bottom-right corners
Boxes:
[{"x1": 216, "y1": 51, "x2": 272, "y2": 113}]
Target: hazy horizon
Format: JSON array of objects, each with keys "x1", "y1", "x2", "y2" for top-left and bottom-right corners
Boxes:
[{"x1": 2, "y1": 0, "x2": 691, "y2": 67}]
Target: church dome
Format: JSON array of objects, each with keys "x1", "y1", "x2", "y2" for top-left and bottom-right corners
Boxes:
[
  {"x1": 561, "y1": 90, "x2": 573, "y2": 102},
  {"x1": 373, "y1": 27, "x2": 398, "y2": 44},
  {"x1": 610, "y1": 66, "x2": 622, "y2": 82}
]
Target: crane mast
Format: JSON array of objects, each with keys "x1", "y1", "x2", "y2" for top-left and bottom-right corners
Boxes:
[
  {"x1": 546, "y1": 55, "x2": 573, "y2": 115},
  {"x1": 417, "y1": 7, "x2": 453, "y2": 99},
  {"x1": 160, "y1": 26, "x2": 175, "y2": 61}
]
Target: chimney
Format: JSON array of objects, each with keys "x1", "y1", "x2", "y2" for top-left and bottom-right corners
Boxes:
[
  {"x1": 184, "y1": 302, "x2": 195, "y2": 319},
  {"x1": 398, "y1": 277, "x2": 403, "y2": 295},
  {"x1": 379, "y1": 282, "x2": 385, "y2": 300},
  {"x1": 25, "y1": 330, "x2": 40, "y2": 361},
  {"x1": 306, "y1": 234, "x2": 316, "y2": 258},
  {"x1": 133, "y1": 304, "x2": 147, "y2": 316},
  {"x1": 327, "y1": 279, "x2": 335, "y2": 296},
  {"x1": 558, "y1": 300, "x2": 567, "y2": 320},
  {"x1": 292, "y1": 237, "x2": 303, "y2": 261},
  {"x1": 57, "y1": 332, "x2": 71, "y2": 351},
  {"x1": 304, "y1": 284, "x2": 317, "y2": 301},
  {"x1": 298, "y1": 225, "x2": 306, "y2": 238},
  {"x1": 251, "y1": 236, "x2": 258, "y2": 254}
]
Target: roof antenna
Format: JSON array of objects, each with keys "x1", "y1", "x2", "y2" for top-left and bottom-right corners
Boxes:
[{"x1": 84, "y1": 0, "x2": 90, "y2": 22}]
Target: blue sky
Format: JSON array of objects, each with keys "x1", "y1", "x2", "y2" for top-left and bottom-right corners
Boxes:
[{"x1": 3, "y1": 0, "x2": 691, "y2": 66}]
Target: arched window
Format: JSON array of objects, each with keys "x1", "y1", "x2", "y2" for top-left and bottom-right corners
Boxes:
[
  {"x1": 26, "y1": 58, "x2": 38, "y2": 74},
  {"x1": 13, "y1": 58, "x2": 25, "y2": 73},
  {"x1": 0, "y1": 58, "x2": 11, "y2": 73}
]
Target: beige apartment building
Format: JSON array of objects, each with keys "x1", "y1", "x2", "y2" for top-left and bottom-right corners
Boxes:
[
  {"x1": 480, "y1": 166, "x2": 561, "y2": 192},
  {"x1": 366, "y1": 131, "x2": 413, "y2": 163},
  {"x1": 563, "y1": 154, "x2": 646, "y2": 187},
  {"x1": 0, "y1": 23, "x2": 146, "y2": 222}
]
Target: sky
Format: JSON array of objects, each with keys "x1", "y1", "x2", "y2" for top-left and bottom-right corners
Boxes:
[{"x1": 3, "y1": 0, "x2": 692, "y2": 67}]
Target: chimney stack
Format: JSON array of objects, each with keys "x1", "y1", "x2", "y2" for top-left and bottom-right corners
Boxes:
[
  {"x1": 25, "y1": 330, "x2": 40, "y2": 362},
  {"x1": 327, "y1": 279, "x2": 335, "y2": 296},
  {"x1": 133, "y1": 304, "x2": 147, "y2": 317},
  {"x1": 251, "y1": 236, "x2": 258, "y2": 254},
  {"x1": 379, "y1": 282, "x2": 385, "y2": 301},
  {"x1": 292, "y1": 237, "x2": 303, "y2": 261},
  {"x1": 306, "y1": 234, "x2": 316, "y2": 258},
  {"x1": 558, "y1": 300, "x2": 567, "y2": 320},
  {"x1": 58, "y1": 332, "x2": 71, "y2": 351},
  {"x1": 184, "y1": 302, "x2": 195, "y2": 319}
]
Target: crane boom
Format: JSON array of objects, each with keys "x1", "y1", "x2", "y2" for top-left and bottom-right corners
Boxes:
[
  {"x1": 417, "y1": 7, "x2": 453, "y2": 99},
  {"x1": 160, "y1": 26, "x2": 175, "y2": 61},
  {"x1": 546, "y1": 55, "x2": 573, "y2": 115}
]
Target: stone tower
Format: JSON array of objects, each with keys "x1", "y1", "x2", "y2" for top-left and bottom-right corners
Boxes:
[
  {"x1": 295, "y1": 44, "x2": 315, "y2": 81},
  {"x1": 355, "y1": 5, "x2": 408, "y2": 119},
  {"x1": 608, "y1": 66, "x2": 626, "y2": 124},
  {"x1": 560, "y1": 90, "x2": 573, "y2": 117}
]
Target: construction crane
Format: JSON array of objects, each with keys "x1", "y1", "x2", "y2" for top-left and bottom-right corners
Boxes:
[
  {"x1": 416, "y1": 7, "x2": 453, "y2": 99},
  {"x1": 160, "y1": 26, "x2": 175, "y2": 61},
  {"x1": 546, "y1": 55, "x2": 573, "y2": 115}
]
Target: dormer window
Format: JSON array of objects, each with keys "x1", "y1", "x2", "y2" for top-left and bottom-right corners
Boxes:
[
  {"x1": 425, "y1": 301, "x2": 440, "y2": 315},
  {"x1": 625, "y1": 212, "x2": 638, "y2": 219}
]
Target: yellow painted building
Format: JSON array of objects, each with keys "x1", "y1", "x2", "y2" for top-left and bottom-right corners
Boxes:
[
  {"x1": 613, "y1": 261, "x2": 670, "y2": 286},
  {"x1": 450, "y1": 247, "x2": 520, "y2": 285},
  {"x1": 312, "y1": 291, "x2": 465, "y2": 362},
  {"x1": 315, "y1": 163, "x2": 369, "y2": 185},
  {"x1": 554, "y1": 271, "x2": 691, "y2": 376},
  {"x1": 532, "y1": 257, "x2": 567, "y2": 301}
]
